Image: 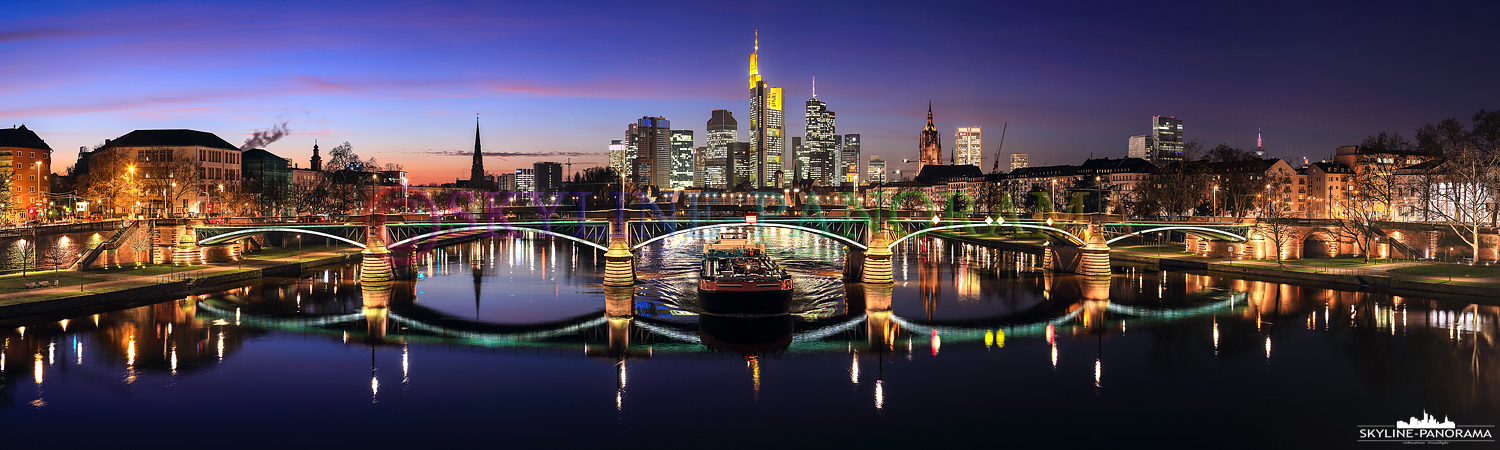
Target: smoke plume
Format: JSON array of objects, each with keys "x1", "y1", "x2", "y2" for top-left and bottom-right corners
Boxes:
[{"x1": 241, "y1": 122, "x2": 290, "y2": 150}]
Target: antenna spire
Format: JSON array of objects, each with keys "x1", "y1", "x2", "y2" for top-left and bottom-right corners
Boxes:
[
  {"x1": 812, "y1": 77, "x2": 816, "y2": 98},
  {"x1": 754, "y1": 30, "x2": 758, "y2": 53}
]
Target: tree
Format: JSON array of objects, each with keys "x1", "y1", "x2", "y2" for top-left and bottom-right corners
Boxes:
[
  {"x1": 1205, "y1": 144, "x2": 1267, "y2": 218},
  {"x1": 1254, "y1": 166, "x2": 1297, "y2": 265},
  {"x1": 1413, "y1": 112, "x2": 1500, "y2": 263},
  {"x1": 0, "y1": 168, "x2": 13, "y2": 222},
  {"x1": 77, "y1": 148, "x2": 143, "y2": 218},
  {"x1": 134, "y1": 147, "x2": 202, "y2": 218},
  {"x1": 1129, "y1": 141, "x2": 1209, "y2": 217},
  {"x1": 325, "y1": 142, "x2": 377, "y2": 173}
]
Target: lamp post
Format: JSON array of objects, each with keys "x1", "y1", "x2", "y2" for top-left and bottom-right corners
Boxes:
[{"x1": 1212, "y1": 184, "x2": 1218, "y2": 217}]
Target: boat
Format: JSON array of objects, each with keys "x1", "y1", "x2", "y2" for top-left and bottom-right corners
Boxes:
[{"x1": 698, "y1": 227, "x2": 793, "y2": 313}]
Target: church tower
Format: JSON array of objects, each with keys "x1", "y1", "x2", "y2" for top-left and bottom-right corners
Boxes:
[
  {"x1": 918, "y1": 102, "x2": 942, "y2": 169},
  {"x1": 310, "y1": 140, "x2": 322, "y2": 171},
  {"x1": 471, "y1": 118, "x2": 487, "y2": 190}
]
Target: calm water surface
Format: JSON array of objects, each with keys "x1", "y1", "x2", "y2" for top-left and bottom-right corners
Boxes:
[{"x1": 0, "y1": 229, "x2": 1495, "y2": 448}]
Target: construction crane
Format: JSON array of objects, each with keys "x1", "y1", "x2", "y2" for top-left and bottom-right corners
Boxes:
[{"x1": 990, "y1": 122, "x2": 1008, "y2": 173}]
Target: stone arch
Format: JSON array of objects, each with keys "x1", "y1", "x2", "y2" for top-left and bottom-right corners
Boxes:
[{"x1": 1301, "y1": 229, "x2": 1338, "y2": 259}]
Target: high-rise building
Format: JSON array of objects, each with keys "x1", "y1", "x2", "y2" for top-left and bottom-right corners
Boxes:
[
  {"x1": 748, "y1": 33, "x2": 784, "y2": 187},
  {"x1": 1151, "y1": 116, "x2": 1184, "y2": 164},
  {"x1": 841, "y1": 133, "x2": 861, "y2": 184},
  {"x1": 706, "y1": 110, "x2": 737, "y2": 189},
  {"x1": 692, "y1": 146, "x2": 706, "y2": 187},
  {"x1": 1009, "y1": 153, "x2": 1028, "y2": 172},
  {"x1": 626, "y1": 117, "x2": 671, "y2": 188},
  {"x1": 670, "y1": 130, "x2": 694, "y2": 189},
  {"x1": 804, "y1": 83, "x2": 837, "y2": 185},
  {"x1": 918, "y1": 103, "x2": 941, "y2": 169},
  {"x1": 728, "y1": 142, "x2": 752, "y2": 189},
  {"x1": 791, "y1": 136, "x2": 808, "y2": 182},
  {"x1": 1128, "y1": 135, "x2": 1152, "y2": 159},
  {"x1": 495, "y1": 172, "x2": 516, "y2": 192},
  {"x1": 515, "y1": 168, "x2": 535, "y2": 192},
  {"x1": 955, "y1": 126, "x2": 981, "y2": 167},
  {"x1": 608, "y1": 139, "x2": 627, "y2": 173},
  {"x1": 867, "y1": 155, "x2": 886, "y2": 184},
  {"x1": 532, "y1": 162, "x2": 562, "y2": 192},
  {"x1": 471, "y1": 118, "x2": 487, "y2": 190}
]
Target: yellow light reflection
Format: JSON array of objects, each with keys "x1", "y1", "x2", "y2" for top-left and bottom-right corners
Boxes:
[
  {"x1": 874, "y1": 379, "x2": 884, "y2": 410},
  {"x1": 850, "y1": 352, "x2": 860, "y2": 385},
  {"x1": 34, "y1": 352, "x2": 43, "y2": 385}
]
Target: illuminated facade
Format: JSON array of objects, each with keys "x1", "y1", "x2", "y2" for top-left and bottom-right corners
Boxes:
[
  {"x1": 955, "y1": 126, "x2": 981, "y2": 167},
  {"x1": 1150, "y1": 116, "x2": 1184, "y2": 164},
  {"x1": 729, "y1": 142, "x2": 752, "y2": 188},
  {"x1": 670, "y1": 130, "x2": 694, "y2": 189},
  {"x1": 748, "y1": 33, "x2": 784, "y2": 187},
  {"x1": 867, "y1": 155, "x2": 886, "y2": 184},
  {"x1": 0, "y1": 125, "x2": 52, "y2": 221},
  {"x1": 626, "y1": 117, "x2": 671, "y2": 188},
  {"x1": 804, "y1": 86, "x2": 837, "y2": 186},
  {"x1": 514, "y1": 167, "x2": 534, "y2": 192},
  {"x1": 705, "y1": 109, "x2": 737, "y2": 189},
  {"x1": 918, "y1": 103, "x2": 941, "y2": 169},
  {"x1": 842, "y1": 134, "x2": 861, "y2": 184},
  {"x1": 1010, "y1": 153, "x2": 1028, "y2": 172},
  {"x1": 93, "y1": 129, "x2": 241, "y2": 217},
  {"x1": 608, "y1": 139, "x2": 627, "y2": 173},
  {"x1": 1128, "y1": 135, "x2": 1152, "y2": 159}
]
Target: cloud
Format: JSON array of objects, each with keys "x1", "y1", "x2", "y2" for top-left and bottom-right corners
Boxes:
[{"x1": 422, "y1": 150, "x2": 602, "y2": 159}]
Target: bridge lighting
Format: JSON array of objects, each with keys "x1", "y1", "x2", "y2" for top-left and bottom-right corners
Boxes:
[
  {"x1": 1045, "y1": 217, "x2": 1053, "y2": 227},
  {"x1": 984, "y1": 216, "x2": 993, "y2": 225},
  {"x1": 931, "y1": 215, "x2": 940, "y2": 226}
]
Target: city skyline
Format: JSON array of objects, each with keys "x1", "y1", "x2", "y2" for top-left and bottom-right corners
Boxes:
[{"x1": 4, "y1": 1, "x2": 1499, "y2": 184}]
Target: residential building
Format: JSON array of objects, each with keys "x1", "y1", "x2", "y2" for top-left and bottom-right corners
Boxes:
[
  {"x1": 1304, "y1": 161, "x2": 1354, "y2": 219},
  {"x1": 92, "y1": 129, "x2": 241, "y2": 217},
  {"x1": 0, "y1": 125, "x2": 52, "y2": 221},
  {"x1": 955, "y1": 126, "x2": 981, "y2": 167}
]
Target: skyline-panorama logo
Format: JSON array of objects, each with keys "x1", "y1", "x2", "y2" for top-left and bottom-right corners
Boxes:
[{"x1": 1358, "y1": 411, "x2": 1494, "y2": 444}]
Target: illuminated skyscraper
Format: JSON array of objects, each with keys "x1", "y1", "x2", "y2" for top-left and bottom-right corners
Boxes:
[
  {"x1": 841, "y1": 133, "x2": 860, "y2": 184},
  {"x1": 608, "y1": 139, "x2": 627, "y2": 173},
  {"x1": 626, "y1": 117, "x2": 671, "y2": 188},
  {"x1": 867, "y1": 155, "x2": 886, "y2": 184},
  {"x1": 918, "y1": 103, "x2": 941, "y2": 169},
  {"x1": 706, "y1": 110, "x2": 737, "y2": 189},
  {"x1": 1010, "y1": 153, "x2": 1028, "y2": 172},
  {"x1": 804, "y1": 85, "x2": 836, "y2": 185},
  {"x1": 955, "y1": 126, "x2": 981, "y2": 167},
  {"x1": 749, "y1": 32, "x2": 784, "y2": 187},
  {"x1": 1150, "y1": 116, "x2": 1184, "y2": 164},
  {"x1": 728, "y1": 142, "x2": 752, "y2": 188},
  {"x1": 515, "y1": 167, "x2": 534, "y2": 192},
  {"x1": 1128, "y1": 135, "x2": 1152, "y2": 159},
  {"x1": 670, "y1": 130, "x2": 694, "y2": 189}
]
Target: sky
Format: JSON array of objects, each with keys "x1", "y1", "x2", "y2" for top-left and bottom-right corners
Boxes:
[{"x1": 4, "y1": 0, "x2": 1499, "y2": 185}]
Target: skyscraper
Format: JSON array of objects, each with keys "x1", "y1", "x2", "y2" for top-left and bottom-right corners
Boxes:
[
  {"x1": 791, "y1": 136, "x2": 808, "y2": 182},
  {"x1": 1128, "y1": 135, "x2": 1152, "y2": 159},
  {"x1": 841, "y1": 133, "x2": 861, "y2": 184},
  {"x1": 748, "y1": 32, "x2": 785, "y2": 187},
  {"x1": 867, "y1": 155, "x2": 886, "y2": 184},
  {"x1": 1010, "y1": 153, "x2": 1028, "y2": 172},
  {"x1": 692, "y1": 146, "x2": 706, "y2": 187},
  {"x1": 471, "y1": 118, "x2": 486, "y2": 190},
  {"x1": 706, "y1": 110, "x2": 737, "y2": 189},
  {"x1": 918, "y1": 103, "x2": 941, "y2": 169},
  {"x1": 670, "y1": 130, "x2": 694, "y2": 189},
  {"x1": 955, "y1": 126, "x2": 981, "y2": 167},
  {"x1": 608, "y1": 139, "x2": 627, "y2": 173},
  {"x1": 627, "y1": 117, "x2": 671, "y2": 188},
  {"x1": 515, "y1": 168, "x2": 534, "y2": 192},
  {"x1": 1151, "y1": 116, "x2": 1184, "y2": 163},
  {"x1": 804, "y1": 80, "x2": 836, "y2": 185},
  {"x1": 532, "y1": 161, "x2": 562, "y2": 192},
  {"x1": 728, "y1": 142, "x2": 752, "y2": 188}
]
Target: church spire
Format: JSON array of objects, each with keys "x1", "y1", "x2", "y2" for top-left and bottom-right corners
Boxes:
[{"x1": 471, "y1": 116, "x2": 486, "y2": 190}]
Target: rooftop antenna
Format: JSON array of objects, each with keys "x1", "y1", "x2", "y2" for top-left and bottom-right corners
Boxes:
[{"x1": 812, "y1": 77, "x2": 816, "y2": 98}]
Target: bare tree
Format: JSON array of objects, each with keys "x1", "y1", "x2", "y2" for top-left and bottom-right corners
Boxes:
[
  {"x1": 132, "y1": 147, "x2": 202, "y2": 218},
  {"x1": 77, "y1": 148, "x2": 143, "y2": 218},
  {"x1": 1255, "y1": 166, "x2": 1297, "y2": 265},
  {"x1": 0, "y1": 168, "x2": 13, "y2": 222},
  {"x1": 1129, "y1": 141, "x2": 1209, "y2": 217},
  {"x1": 1414, "y1": 112, "x2": 1500, "y2": 263}
]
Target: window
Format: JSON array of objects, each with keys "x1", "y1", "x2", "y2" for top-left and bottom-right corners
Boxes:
[{"x1": 200, "y1": 150, "x2": 206, "y2": 161}]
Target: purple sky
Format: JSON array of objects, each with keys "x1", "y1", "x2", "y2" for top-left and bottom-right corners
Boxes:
[{"x1": 5, "y1": 1, "x2": 1498, "y2": 184}]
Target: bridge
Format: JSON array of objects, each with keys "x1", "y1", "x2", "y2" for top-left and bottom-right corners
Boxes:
[{"x1": 175, "y1": 203, "x2": 1251, "y2": 287}]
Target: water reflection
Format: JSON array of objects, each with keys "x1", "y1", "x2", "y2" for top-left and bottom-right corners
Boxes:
[{"x1": 0, "y1": 233, "x2": 1496, "y2": 446}]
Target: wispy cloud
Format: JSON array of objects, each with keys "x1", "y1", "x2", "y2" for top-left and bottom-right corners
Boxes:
[{"x1": 422, "y1": 150, "x2": 602, "y2": 159}]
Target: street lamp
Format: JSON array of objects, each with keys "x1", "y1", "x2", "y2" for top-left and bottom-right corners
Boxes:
[{"x1": 1212, "y1": 184, "x2": 1218, "y2": 217}]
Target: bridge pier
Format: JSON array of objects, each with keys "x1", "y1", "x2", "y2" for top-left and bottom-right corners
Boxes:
[
  {"x1": 603, "y1": 222, "x2": 635, "y2": 287},
  {"x1": 171, "y1": 224, "x2": 203, "y2": 266},
  {"x1": 360, "y1": 225, "x2": 395, "y2": 285},
  {"x1": 860, "y1": 224, "x2": 894, "y2": 284},
  {"x1": 864, "y1": 284, "x2": 895, "y2": 350},
  {"x1": 843, "y1": 249, "x2": 865, "y2": 281}
]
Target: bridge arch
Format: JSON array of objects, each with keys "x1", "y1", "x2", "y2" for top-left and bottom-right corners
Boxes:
[
  {"x1": 197, "y1": 227, "x2": 367, "y2": 248},
  {"x1": 389, "y1": 225, "x2": 610, "y2": 252},
  {"x1": 1104, "y1": 226, "x2": 1247, "y2": 245},
  {"x1": 887, "y1": 222, "x2": 1085, "y2": 249},
  {"x1": 630, "y1": 222, "x2": 868, "y2": 251}
]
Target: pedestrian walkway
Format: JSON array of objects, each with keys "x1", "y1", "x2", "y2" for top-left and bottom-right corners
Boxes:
[
  {"x1": 0, "y1": 248, "x2": 358, "y2": 303},
  {"x1": 1112, "y1": 245, "x2": 1500, "y2": 286}
]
